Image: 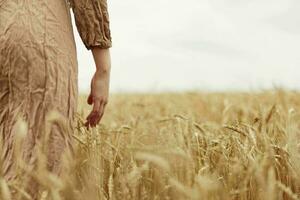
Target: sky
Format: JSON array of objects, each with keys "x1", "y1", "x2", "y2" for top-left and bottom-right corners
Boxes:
[{"x1": 72, "y1": 0, "x2": 300, "y2": 93}]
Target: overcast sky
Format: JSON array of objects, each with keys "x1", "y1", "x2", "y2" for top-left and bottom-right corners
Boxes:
[{"x1": 72, "y1": 0, "x2": 300, "y2": 93}]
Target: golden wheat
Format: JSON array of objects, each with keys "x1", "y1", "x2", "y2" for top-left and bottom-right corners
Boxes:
[{"x1": 1, "y1": 90, "x2": 300, "y2": 200}]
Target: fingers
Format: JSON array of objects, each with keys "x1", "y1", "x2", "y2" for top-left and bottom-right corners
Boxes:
[{"x1": 84, "y1": 97, "x2": 107, "y2": 129}]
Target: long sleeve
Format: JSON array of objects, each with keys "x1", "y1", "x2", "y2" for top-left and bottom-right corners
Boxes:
[{"x1": 69, "y1": 0, "x2": 112, "y2": 50}]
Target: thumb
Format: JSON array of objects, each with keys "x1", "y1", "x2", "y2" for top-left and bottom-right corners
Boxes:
[
  {"x1": 87, "y1": 93, "x2": 93, "y2": 105},
  {"x1": 88, "y1": 76, "x2": 95, "y2": 105}
]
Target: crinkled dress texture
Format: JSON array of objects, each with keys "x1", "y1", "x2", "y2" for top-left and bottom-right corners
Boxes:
[{"x1": 0, "y1": 0, "x2": 112, "y2": 187}]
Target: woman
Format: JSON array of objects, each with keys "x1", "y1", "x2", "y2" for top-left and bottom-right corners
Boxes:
[{"x1": 0, "y1": 0, "x2": 112, "y2": 198}]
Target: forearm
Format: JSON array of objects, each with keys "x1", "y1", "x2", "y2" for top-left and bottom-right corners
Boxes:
[
  {"x1": 90, "y1": 46, "x2": 111, "y2": 100},
  {"x1": 91, "y1": 47, "x2": 111, "y2": 76}
]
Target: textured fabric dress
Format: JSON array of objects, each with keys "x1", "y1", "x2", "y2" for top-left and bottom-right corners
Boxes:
[{"x1": 0, "y1": 0, "x2": 112, "y2": 189}]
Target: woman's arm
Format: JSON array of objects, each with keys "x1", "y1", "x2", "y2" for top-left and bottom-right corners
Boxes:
[
  {"x1": 69, "y1": 0, "x2": 112, "y2": 128},
  {"x1": 84, "y1": 47, "x2": 111, "y2": 128}
]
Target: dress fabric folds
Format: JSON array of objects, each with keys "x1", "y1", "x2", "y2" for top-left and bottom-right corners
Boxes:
[{"x1": 0, "y1": 0, "x2": 112, "y2": 195}]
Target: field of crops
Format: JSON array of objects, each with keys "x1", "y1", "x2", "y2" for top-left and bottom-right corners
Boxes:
[{"x1": 3, "y1": 90, "x2": 300, "y2": 200}]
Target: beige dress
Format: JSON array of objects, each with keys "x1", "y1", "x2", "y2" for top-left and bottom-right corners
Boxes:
[{"x1": 0, "y1": 0, "x2": 112, "y2": 193}]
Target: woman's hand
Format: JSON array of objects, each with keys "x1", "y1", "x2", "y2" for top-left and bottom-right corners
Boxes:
[{"x1": 84, "y1": 47, "x2": 111, "y2": 129}]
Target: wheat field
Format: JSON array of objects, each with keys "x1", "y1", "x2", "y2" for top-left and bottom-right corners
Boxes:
[{"x1": 2, "y1": 90, "x2": 300, "y2": 200}]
